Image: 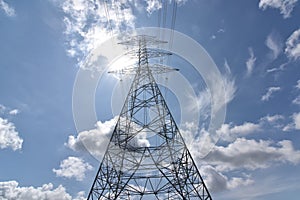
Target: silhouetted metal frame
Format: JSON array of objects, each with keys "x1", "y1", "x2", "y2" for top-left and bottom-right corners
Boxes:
[{"x1": 87, "y1": 35, "x2": 212, "y2": 200}]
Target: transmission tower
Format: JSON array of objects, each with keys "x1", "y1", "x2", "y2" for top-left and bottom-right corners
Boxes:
[{"x1": 87, "y1": 35, "x2": 212, "y2": 200}]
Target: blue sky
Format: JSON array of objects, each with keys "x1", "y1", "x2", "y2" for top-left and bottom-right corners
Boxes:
[{"x1": 0, "y1": 0, "x2": 300, "y2": 199}]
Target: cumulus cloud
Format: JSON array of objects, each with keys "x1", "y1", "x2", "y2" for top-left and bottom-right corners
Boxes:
[
  {"x1": 285, "y1": 29, "x2": 300, "y2": 60},
  {"x1": 0, "y1": 180, "x2": 85, "y2": 200},
  {"x1": 216, "y1": 122, "x2": 261, "y2": 142},
  {"x1": 53, "y1": 156, "x2": 93, "y2": 181},
  {"x1": 258, "y1": 0, "x2": 298, "y2": 18},
  {"x1": 246, "y1": 47, "x2": 256, "y2": 77},
  {"x1": 260, "y1": 114, "x2": 284, "y2": 123},
  {"x1": 182, "y1": 115, "x2": 300, "y2": 192},
  {"x1": 200, "y1": 165, "x2": 254, "y2": 193},
  {"x1": 66, "y1": 116, "x2": 150, "y2": 159},
  {"x1": 203, "y1": 138, "x2": 300, "y2": 172},
  {"x1": 265, "y1": 31, "x2": 283, "y2": 60},
  {"x1": 261, "y1": 86, "x2": 281, "y2": 101},
  {"x1": 0, "y1": 0, "x2": 15, "y2": 17},
  {"x1": 0, "y1": 117, "x2": 23, "y2": 151},
  {"x1": 66, "y1": 117, "x2": 118, "y2": 158}
]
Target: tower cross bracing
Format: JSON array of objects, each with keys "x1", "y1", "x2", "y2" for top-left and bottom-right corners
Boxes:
[{"x1": 87, "y1": 35, "x2": 212, "y2": 200}]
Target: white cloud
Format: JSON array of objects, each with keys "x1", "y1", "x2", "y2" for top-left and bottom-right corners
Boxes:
[
  {"x1": 258, "y1": 0, "x2": 298, "y2": 18},
  {"x1": 0, "y1": 104, "x2": 5, "y2": 113},
  {"x1": 261, "y1": 86, "x2": 281, "y2": 101},
  {"x1": 0, "y1": 0, "x2": 15, "y2": 17},
  {"x1": 260, "y1": 114, "x2": 284, "y2": 123},
  {"x1": 0, "y1": 117, "x2": 23, "y2": 151},
  {"x1": 282, "y1": 112, "x2": 300, "y2": 131},
  {"x1": 182, "y1": 116, "x2": 300, "y2": 193},
  {"x1": 67, "y1": 116, "x2": 152, "y2": 159},
  {"x1": 204, "y1": 138, "x2": 300, "y2": 172},
  {"x1": 296, "y1": 80, "x2": 300, "y2": 89},
  {"x1": 53, "y1": 156, "x2": 93, "y2": 181},
  {"x1": 282, "y1": 123, "x2": 293, "y2": 132},
  {"x1": 53, "y1": 0, "x2": 136, "y2": 62},
  {"x1": 200, "y1": 165, "x2": 254, "y2": 193},
  {"x1": 216, "y1": 122, "x2": 261, "y2": 142},
  {"x1": 246, "y1": 47, "x2": 256, "y2": 77},
  {"x1": 0, "y1": 180, "x2": 85, "y2": 200},
  {"x1": 293, "y1": 95, "x2": 300, "y2": 105},
  {"x1": 146, "y1": 0, "x2": 188, "y2": 14},
  {"x1": 66, "y1": 117, "x2": 118, "y2": 158},
  {"x1": 293, "y1": 112, "x2": 300, "y2": 130},
  {"x1": 266, "y1": 62, "x2": 287, "y2": 73},
  {"x1": 146, "y1": 0, "x2": 162, "y2": 14},
  {"x1": 220, "y1": 61, "x2": 237, "y2": 107},
  {"x1": 285, "y1": 29, "x2": 300, "y2": 60},
  {"x1": 187, "y1": 60, "x2": 236, "y2": 123},
  {"x1": 9, "y1": 109, "x2": 19, "y2": 115},
  {"x1": 265, "y1": 31, "x2": 283, "y2": 60}
]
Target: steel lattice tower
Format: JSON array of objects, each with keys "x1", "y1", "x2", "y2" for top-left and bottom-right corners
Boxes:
[{"x1": 87, "y1": 35, "x2": 212, "y2": 200}]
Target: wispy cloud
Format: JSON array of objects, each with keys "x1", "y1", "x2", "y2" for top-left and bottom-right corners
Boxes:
[
  {"x1": 293, "y1": 112, "x2": 300, "y2": 129},
  {"x1": 285, "y1": 28, "x2": 300, "y2": 60},
  {"x1": 261, "y1": 86, "x2": 281, "y2": 101},
  {"x1": 266, "y1": 62, "x2": 287, "y2": 73},
  {"x1": 0, "y1": 0, "x2": 15, "y2": 17},
  {"x1": 283, "y1": 112, "x2": 300, "y2": 131},
  {"x1": 246, "y1": 47, "x2": 256, "y2": 77},
  {"x1": 9, "y1": 109, "x2": 19, "y2": 115},
  {"x1": 258, "y1": 0, "x2": 298, "y2": 19},
  {"x1": 222, "y1": 60, "x2": 236, "y2": 106},
  {"x1": 265, "y1": 31, "x2": 283, "y2": 60},
  {"x1": 185, "y1": 59, "x2": 236, "y2": 126},
  {"x1": 296, "y1": 80, "x2": 300, "y2": 89},
  {"x1": 53, "y1": 156, "x2": 93, "y2": 181},
  {"x1": 0, "y1": 104, "x2": 6, "y2": 113},
  {"x1": 293, "y1": 80, "x2": 300, "y2": 105},
  {"x1": 293, "y1": 95, "x2": 300, "y2": 105}
]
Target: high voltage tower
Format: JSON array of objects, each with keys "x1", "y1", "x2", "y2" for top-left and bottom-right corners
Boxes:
[{"x1": 87, "y1": 35, "x2": 212, "y2": 200}]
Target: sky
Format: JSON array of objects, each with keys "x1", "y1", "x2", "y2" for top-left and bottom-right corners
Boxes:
[{"x1": 0, "y1": 0, "x2": 300, "y2": 199}]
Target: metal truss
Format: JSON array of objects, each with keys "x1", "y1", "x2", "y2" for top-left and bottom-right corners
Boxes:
[{"x1": 87, "y1": 35, "x2": 212, "y2": 200}]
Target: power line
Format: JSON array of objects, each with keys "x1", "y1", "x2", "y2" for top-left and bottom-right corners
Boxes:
[
  {"x1": 169, "y1": 0, "x2": 177, "y2": 51},
  {"x1": 103, "y1": 0, "x2": 114, "y2": 36}
]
